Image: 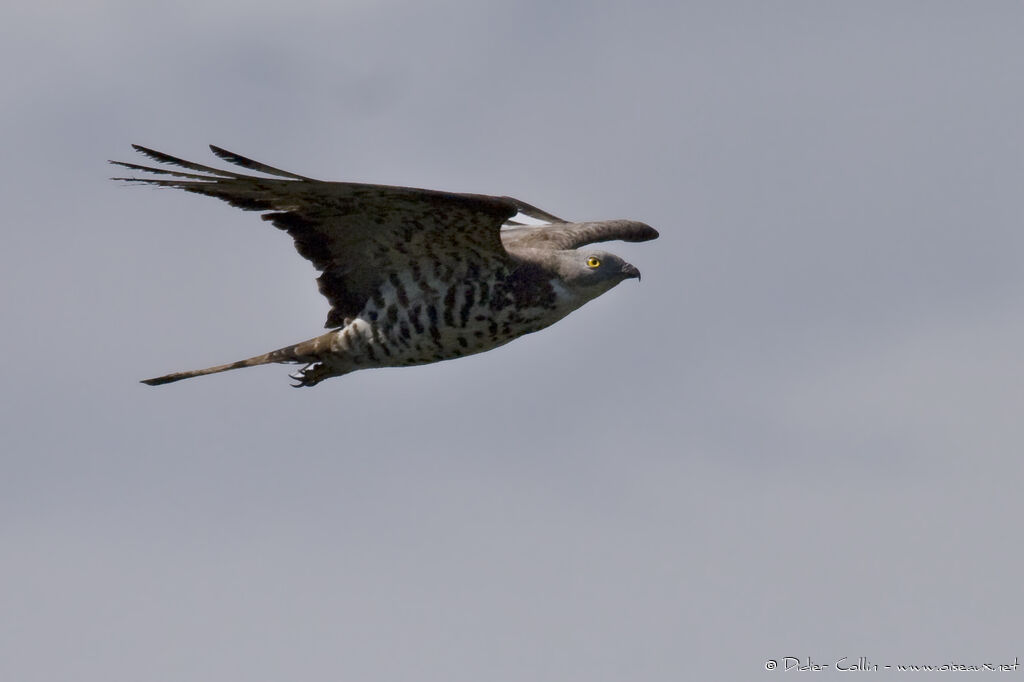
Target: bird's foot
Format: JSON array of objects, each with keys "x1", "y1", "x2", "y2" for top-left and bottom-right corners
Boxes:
[{"x1": 288, "y1": 362, "x2": 328, "y2": 388}]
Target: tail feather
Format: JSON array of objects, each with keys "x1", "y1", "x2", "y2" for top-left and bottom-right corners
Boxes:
[{"x1": 141, "y1": 332, "x2": 336, "y2": 386}]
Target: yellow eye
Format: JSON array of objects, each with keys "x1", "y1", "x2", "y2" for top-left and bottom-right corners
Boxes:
[{"x1": 586, "y1": 256, "x2": 601, "y2": 268}]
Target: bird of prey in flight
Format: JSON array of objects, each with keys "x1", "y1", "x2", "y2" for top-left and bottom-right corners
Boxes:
[{"x1": 112, "y1": 145, "x2": 659, "y2": 387}]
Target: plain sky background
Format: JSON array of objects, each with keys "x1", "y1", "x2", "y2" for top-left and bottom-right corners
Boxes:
[{"x1": 3, "y1": 1, "x2": 1023, "y2": 680}]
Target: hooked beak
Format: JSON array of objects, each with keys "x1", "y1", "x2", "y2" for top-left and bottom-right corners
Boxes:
[{"x1": 622, "y1": 263, "x2": 641, "y2": 281}]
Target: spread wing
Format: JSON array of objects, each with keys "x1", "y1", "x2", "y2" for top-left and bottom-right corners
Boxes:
[
  {"x1": 112, "y1": 145, "x2": 549, "y2": 328},
  {"x1": 500, "y1": 219, "x2": 659, "y2": 251}
]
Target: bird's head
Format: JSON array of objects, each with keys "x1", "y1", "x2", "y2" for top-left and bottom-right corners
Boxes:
[{"x1": 555, "y1": 249, "x2": 642, "y2": 297}]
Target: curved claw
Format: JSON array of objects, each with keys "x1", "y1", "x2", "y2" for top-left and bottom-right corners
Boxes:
[
  {"x1": 290, "y1": 375, "x2": 313, "y2": 388},
  {"x1": 288, "y1": 363, "x2": 326, "y2": 388}
]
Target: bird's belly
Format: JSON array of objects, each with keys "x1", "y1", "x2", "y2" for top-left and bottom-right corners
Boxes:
[
  {"x1": 393, "y1": 305, "x2": 559, "y2": 365},
  {"x1": 326, "y1": 271, "x2": 582, "y2": 370},
  {"x1": 336, "y1": 300, "x2": 566, "y2": 369}
]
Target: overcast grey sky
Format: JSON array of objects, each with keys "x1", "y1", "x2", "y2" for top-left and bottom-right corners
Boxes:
[{"x1": 3, "y1": 1, "x2": 1024, "y2": 680}]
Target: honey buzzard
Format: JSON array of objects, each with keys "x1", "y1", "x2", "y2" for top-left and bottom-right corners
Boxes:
[{"x1": 112, "y1": 145, "x2": 659, "y2": 387}]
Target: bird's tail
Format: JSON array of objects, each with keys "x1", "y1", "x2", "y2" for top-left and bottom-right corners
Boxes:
[{"x1": 141, "y1": 332, "x2": 336, "y2": 386}]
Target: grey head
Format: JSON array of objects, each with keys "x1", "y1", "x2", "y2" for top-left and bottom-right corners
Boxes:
[
  {"x1": 533, "y1": 248, "x2": 643, "y2": 304},
  {"x1": 552, "y1": 249, "x2": 638, "y2": 292}
]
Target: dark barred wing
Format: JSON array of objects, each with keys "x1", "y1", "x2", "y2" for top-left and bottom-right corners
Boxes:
[{"x1": 112, "y1": 145, "x2": 524, "y2": 327}]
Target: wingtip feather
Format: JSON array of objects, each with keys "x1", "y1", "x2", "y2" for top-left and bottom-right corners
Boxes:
[
  {"x1": 637, "y1": 223, "x2": 660, "y2": 241},
  {"x1": 208, "y1": 144, "x2": 311, "y2": 180}
]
